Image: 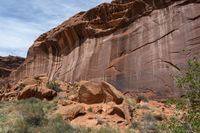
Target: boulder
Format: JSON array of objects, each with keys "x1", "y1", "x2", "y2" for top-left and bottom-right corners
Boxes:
[
  {"x1": 57, "y1": 104, "x2": 86, "y2": 120},
  {"x1": 107, "y1": 102, "x2": 132, "y2": 123},
  {"x1": 78, "y1": 81, "x2": 124, "y2": 104},
  {"x1": 18, "y1": 85, "x2": 57, "y2": 100}
]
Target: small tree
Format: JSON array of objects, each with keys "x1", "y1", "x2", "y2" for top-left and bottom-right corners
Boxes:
[
  {"x1": 176, "y1": 59, "x2": 200, "y2": 132},
  {"x1": 176, "y1": 59, "x2": 200, "y2": 111}
]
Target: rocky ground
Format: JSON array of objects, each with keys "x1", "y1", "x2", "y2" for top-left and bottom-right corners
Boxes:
[{"x1": 0, "y1": 75, "x2": 185, "y2": 132}]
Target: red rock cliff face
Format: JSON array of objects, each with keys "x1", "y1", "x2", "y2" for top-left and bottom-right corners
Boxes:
[
  {"x1": 11, "y1": 0, "x2": 200, "y2": 99},
  {"x1": 0, "y1": 56, "x2": 24, "y2": 79}
]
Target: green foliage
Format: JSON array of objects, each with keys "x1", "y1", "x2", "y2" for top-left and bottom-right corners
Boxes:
[
  {"x1": 168, "y1": 117, "x2": 188, "y2": 133},
  {"x1": 0, "y1": 98, "x2": 77, "y2": 133},
  {"x1": 40, "y1": 115, "x2": 81, "y2": 133},
  {"x1": 141, "y1": 113, "x2": 158, "y2": 133},
  {"x1": 176, "y1": 59, "x2": 200, "y2": 111},
  {"x1": 87, "y1": 107, "x2": 93, "y2": 112},
  {"x1": 163, "y1": 98, "x2": 188, "y2": 110},
  {"x1": 0, "y1": 99, "x2": 122, "y2": 133},
  {"x1": 129, "y1": 121, "x2": 139, "y2": 129},
  {"x1": 186, "y1": 111, "x2": 200, "y2": 132},
  {"x1": 47, "y1": 81, "x2": 62, "y2": 92},
  {"x1": 96, "y1": 126, "x2": 119, "y2": 133},
  {"x1": 176, "y1": 59, "x2": 200, "y2": 132},
  {"x1": 136, "y1": 95, "x2": 149, "y2": 103}
]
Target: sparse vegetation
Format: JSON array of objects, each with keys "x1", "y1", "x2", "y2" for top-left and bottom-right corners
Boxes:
[
  {"x1": 47, "y1": 81, "x2": 62, "y2": 92},
  {"x1": 0, "y1": 59, "x2": 199, "y2": 133},
  {"x1": 128, "y1": 121, "x2": 139, "y2": 129},
  {"x1": 164, "y1": 98, "x2": 188, "y2": 110},
  {"x1": 176, "y1": 59, "x2": 200, "y2": 112},
  {"x1": 96, "y1": 126, "x2": 119, "y2": 133},
  {"x1": 87, "y1": 107, "x2": 93, "y2": 112},
  {"x1": 176, "y1": 59, "x2": 200, "y2": 132},
  {"x1": 157, "y1": 59, "x2": 200, "y2": 133},
  {"x1": 136, "y1": 95, "x2": 149, "y2": 103}
]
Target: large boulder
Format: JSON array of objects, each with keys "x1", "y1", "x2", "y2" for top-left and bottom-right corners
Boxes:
[
  {"x1": 78, "y1": 81, "x2": 124, "y2": 104},
  {"x1": 56, "y1": 104, "x2": 86, "y2": 120},
  {"x1": 18, "y1": 85, "x2": 57, "y2": 100}
]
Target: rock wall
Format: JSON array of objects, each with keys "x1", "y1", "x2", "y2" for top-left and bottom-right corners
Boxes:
[
  {"x1": 11, "y1": 0, "x2": 200, "y2": 99},
  {"x1": 0, "y1": 56, "x2": 24, "y2": 79}
]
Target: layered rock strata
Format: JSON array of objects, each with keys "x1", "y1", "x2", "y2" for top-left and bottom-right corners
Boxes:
[
  {"x1": 11, "y1": 0, "x2": 200, "y2": 99},
  {"x1": 0, "y1": 56, "x2": 24, "y2": 78}
]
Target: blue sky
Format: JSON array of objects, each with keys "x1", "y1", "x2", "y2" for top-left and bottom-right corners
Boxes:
[{"x1": 0, "y1": 0, "x2": 111, "y2": 57}]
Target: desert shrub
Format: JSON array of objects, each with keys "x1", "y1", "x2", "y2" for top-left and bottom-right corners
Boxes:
[
  {"x1": 19, "y1": 98, "x2": 47, "y2": 127},
  {"x1": 186, "y1": 111, "x2": 200, "y2": 132},
  {"x1": 176, "y1": 59, "x2": 200, "y2": 111},
  {"x1": 129, "y1": 121, "x2": 139, "y2": 129},
  {"x1": 140, "y1": 113, "x2": 159, "y2": 133},
  {"x1": 127, "y1": 98, "x2": 137, "y2": 106},
  {"x1": 168, "y1": 117, "x2": 189, "y2": 133},
  {"x1": 163, "y1": 98, "x2": 188, "y2": 110},
  {"x1": 96, "y1": 126, "x2": 119, "y2": 133},
  {"x1": 176, "y1": 59, "x2": 200, "y2": 132},
  {"x1": 47, "y1": 81, "x2": 62, "y2": 92},
  {"x1": 125, "y1": 121, "x2": 139, "y2": 133},
  {"x1": 87, "y1": 107, "x2": 93, "y2": 112},
  {"x1": 0, "y1": 98, "x2": 95, "y2": 133},
  {"x1": 136, "y1": 95, "x2": 149, "y2": 103},
  {"x1": 40, "y1": 115, "x2": 80, "y2": 133}
]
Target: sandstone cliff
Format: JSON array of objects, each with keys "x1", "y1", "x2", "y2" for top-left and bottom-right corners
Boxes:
[{"x1": 11, "y1": 0, "x2": 200, "y2": 99}]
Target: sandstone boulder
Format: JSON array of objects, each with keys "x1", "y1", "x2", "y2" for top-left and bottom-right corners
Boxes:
[
  {"x1": 107, "y1": 101, "x2": 132, "y2": 123},
  {"x1": 56, "y1": 104, "x2": 86, "y2": 120},
  {"x1": 18, "y1": 85, "x2": 57, "y2": 100},
  {"x1": 78, "y1": 81, "x2": 124, "y2": 104}
]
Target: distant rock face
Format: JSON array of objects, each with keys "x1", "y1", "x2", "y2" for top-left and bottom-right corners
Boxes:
[
  {"x1": 11, "y1": 0, "x2": 200, "y2": 99},
  {"x1": 0, "y1": 56, "x2": 24, "y2": 79}
]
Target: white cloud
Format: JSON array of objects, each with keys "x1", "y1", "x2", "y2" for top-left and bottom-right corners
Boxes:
[{"x1": 0, "y1": 0, "x2": 112, "y2": 57}]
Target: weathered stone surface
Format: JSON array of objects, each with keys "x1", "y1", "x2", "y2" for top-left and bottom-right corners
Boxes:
[
  {"x1": 0, "y1": 56, "x2": 24, "y2": 79},
  {"x1": 11, "y1": 0, "x2": 200, "y2": 99},
  {"x1": 78, "y1": 81, "x2": 124, "y2": 104},
  {"x1": 56, "y1": 104, "x2": 86, "y2": 120},
  {"x1": 0, "y1": 56, "x2": 24, "y2": 95},
  {"x1": 17, "y1": 83, "x2": 57, "y2": 100}
]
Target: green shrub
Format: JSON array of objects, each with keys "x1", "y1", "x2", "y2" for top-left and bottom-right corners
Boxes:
[
  {"x1": 138, "y1": 113, "x2": 159, "y2": 133},
  {"x1": 168, "y1": 117, "x2": 189, "y2": 133},
  {"x1": 40, "y1": 115, "x2": 80, "y2": 133},
  {"x1": 47, "y1": 82, "x2": 62, "y2": 92},
  {"x1": 163, "y1": 98, "x2": 188, "y2": 110},
  {"x1": 129, "y1": 121, "x2": 139, "y2": 129},
  {"x1": 87, "y1": 107, "x2": 93, "y2": 112},
  {"x1": 136, "y1": 95, "x2": 149, "y2": 103},
  {"x1": 176, "y1": 59, "x2": 200, "y2": 132},
  {"x1": 20, "y1": 99, "x2": 46, "y2": 127},
  {"x1": 176, "y1": 59, "x2": 200, "y2": 111},
  {"x1": 96, "y1": 126, "x2": 119, "y2": 133},
  {"x1": 186, "y1": 111, "x2": 200, "y2": 132}
]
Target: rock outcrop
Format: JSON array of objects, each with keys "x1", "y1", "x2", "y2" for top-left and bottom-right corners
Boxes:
[
  {"x1": 0, "y1": 56, "x2": 24, "y2": 92},
  {"x1": 0, "y1": 76, "x2": 57, "y2": 101},
  {"x1": 78, "y1": 81, "x2": 124, "y2": 104},
  {"x1": 0, "y1": 56, "x2": 24, "y2": 79},
  {"x1": 11, "y1": 0, "x2": 200, "y2": 99}
]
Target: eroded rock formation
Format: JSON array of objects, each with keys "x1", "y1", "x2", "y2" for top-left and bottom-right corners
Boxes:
[
  {"x1": 11, "y1": 0, "x2": 200, "y2": 99},
  {"x1": 0, "y1": 56, "x2": 24, "y2": 79},
  {"x1": 0, "y1": 56, "x2": 24, "y2": 92}
]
